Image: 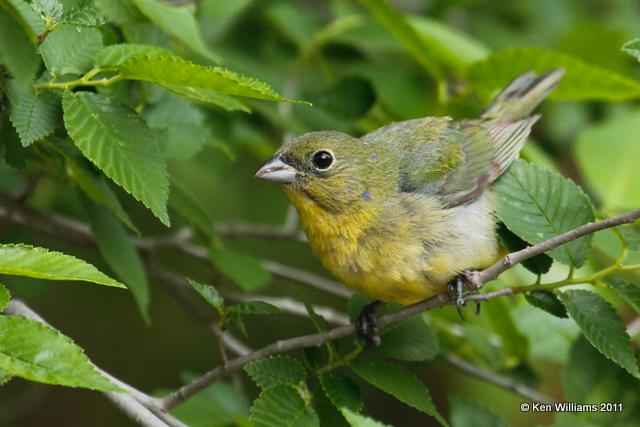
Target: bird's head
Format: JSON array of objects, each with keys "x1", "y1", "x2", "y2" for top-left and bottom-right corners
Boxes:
[{"x1": 255, "y1": 131, "x2": 395, "y2": 212}]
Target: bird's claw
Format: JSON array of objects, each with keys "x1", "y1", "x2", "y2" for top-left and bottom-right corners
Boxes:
[
  {"x1": 447, "y1": 273, "x2": 481, "y2": 320},
  {"x1": 355, "y1": 301, "x2": 382, "y2": 347}
]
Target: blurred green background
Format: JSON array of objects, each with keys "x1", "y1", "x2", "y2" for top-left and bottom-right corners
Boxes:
[{"x1": 1, "y1": 0, "x2": 640, "y2": 426}]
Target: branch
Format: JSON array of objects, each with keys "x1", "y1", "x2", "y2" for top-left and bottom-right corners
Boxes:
[
  {"x1": 445, "y1": 355, "x2": 556, "y2": 405},
  {"x1": 157, "y1": 208, "x2": 640, "y2": 409},
  {"x1": 5, "y1": 300, "x2": 185, "y2": 427}
]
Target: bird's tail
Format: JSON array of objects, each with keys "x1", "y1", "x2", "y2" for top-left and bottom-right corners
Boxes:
[{"x1": 481, "y1": 68, "x2": 565, "y2": 121}]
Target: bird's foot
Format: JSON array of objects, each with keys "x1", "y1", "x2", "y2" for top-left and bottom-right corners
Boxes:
[
  {"x1": 447, "y1": 270, "x2": 481, "y2": 320},
  {"x1": 355, "y1": 300, "x2": 382, "y2": 347}
]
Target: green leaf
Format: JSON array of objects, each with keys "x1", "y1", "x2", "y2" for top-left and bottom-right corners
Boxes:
[
  {"x1": 62, "y1": 91, "x2": 170, "y2": 226},
  {"x1": 371, "y1": 316, "x2": 439, "y2": 362},
  {"x1": 620, "y1": 224, "x2": 640, "y2": 251},
  {"x1": 494, "y1": 160, "x2": 595, "y2": 267},
  {"x1": 340, "y1": 409, "x2": 390, "y2": 427},
  {"x1": 0, "y1": 8, "x2": 39, "y2": 82},
  {"x1": 187, "y1": 278, "x2": 224, "y2": 314},
  {"x1": 0, "y1": 243, "x2": 124, "y2": 288},
  {"x1": 209, "y1": 248, "x2": 271, "y2": 292},
  {"x1": 169, "y1": 380, "x2": 249, "y2": 427},
  {"x1": 144, "y1": 94, "x2": 210, "y2": 160},
  {"x1": 524, "y1": 290, "x2": 568, "y2": 318},
  {"x1": 575, "y1": 110, "x2": 640, "y2": 211},
  {"x1": 484, "y1": 298, "x2": 530, "y2": 362},
  {"x1": 130, "y1": 0, "x2": 219, "y2": 62},
  {"x1": 159, "y1": 83, "x2": 251, "y2": 112},
  {"x1": 608, "y1": 279, "x2": 640, "y2": 313},
  {"x1": 168, "y1": 178, "x2": 214, "y2": 234},
  {"x1": 622, "y1": 39, "x2": 640, "y2": 61},
  {"x1": 467, "y1": 48, "x2": 640, "y2": 101},
  {"x1": 81, "y1": 196, "x2": 150, "y2": 323},
  {"x1": 93, "y1": 43, "x2": 170, "y2": 67},
  {"x1": 244, "y1": 356, "x2": 306, "y2": 389},
  {"x1": 0, "y1": 315, "x2": 121, "y2": 391},
  {"x1": 559, "y1": 290, "x2": 640, "y2": 378},
  {"x1": 0, "y1": 283, "x2": 10, "y2": 311},
  {"x1": 31, "y1": 0, "x2": 63, "y2": 24},
  {"x1": 6, "y1": 80, "x2": 59, "y2": 146},
  {"x1": 350, "y1": 359, "x2": 448, "y2": 426},
  {"x1": 53, "y1": 142, "x2": 138, "y2": 232},
  {"x1": 117, "y1": 53, "x2": 303, "y2": 103},
  {"x1": 61, "y1": 0, "x2": 107, "y2": 27},
  {"x1": 408, "y1": 16, "x2": 489, "y2": 71},
  {"x1": 319, "y1": 373, "x2": 363, "y2": 412},
  {"x1": 356, "y1": 0, "x2": 443, "y2": 81},
  {"x1": 249, "y1": 384, "x2": 319, "y2": 427},
  {"x1": 448, "y1": 396, "x2": 507, "y2": 427},
  {"x1": 3, "y1": 0, "x2": 45, "y2": 41},
  {"x1": 497, "y1": 223, "x2": 553, "y2": 275},
  {"x1": 226, "y1": 301, "x2": 280, "y2": 316},
  {"x1": 39, "y1": 24, "x2": 103, "y2": 76}
]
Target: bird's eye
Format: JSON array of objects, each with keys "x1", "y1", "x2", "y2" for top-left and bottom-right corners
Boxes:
[{"x1": 312, "y1": 150, "x2": 334, "y2": 170}]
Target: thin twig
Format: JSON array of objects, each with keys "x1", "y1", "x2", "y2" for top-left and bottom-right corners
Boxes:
[
  {"x1": 446, "y1": 355, "x2": 557, "y2": 405},
  {"x1": 158, "y1": 209, "x2": 640, "y2": 409}
]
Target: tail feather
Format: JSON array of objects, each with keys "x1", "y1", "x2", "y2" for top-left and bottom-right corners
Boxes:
[{"x1": 481, "y1": 68, "x2": 565, "y2": 121}]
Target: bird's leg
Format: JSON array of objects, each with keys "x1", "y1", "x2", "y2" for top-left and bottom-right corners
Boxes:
[
  {"x1": 447, "y1": 270, "x2": 482, "y2": 320},
  {"x1": 355, "y1": 300, "x2": 382, "y2": 347}
]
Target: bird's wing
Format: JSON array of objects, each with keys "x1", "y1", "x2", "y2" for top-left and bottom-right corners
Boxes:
[{"x1": 395, "y1": 116, "x2": 539, "y2": 207}]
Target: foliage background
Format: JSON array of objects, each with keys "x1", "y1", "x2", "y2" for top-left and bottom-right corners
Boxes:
[{"x1": 1, "y1": 0, "x2": 640, "y2": 426}]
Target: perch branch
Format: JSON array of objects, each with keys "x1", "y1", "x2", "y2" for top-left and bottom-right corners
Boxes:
[{"x1": 157, "y1": 208, "x2": 640, "y2": 409}]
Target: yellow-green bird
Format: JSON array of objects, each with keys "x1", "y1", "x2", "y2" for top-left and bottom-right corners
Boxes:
[{"x1": 255, "y1": 69, "x2": 563, "y2": 343}]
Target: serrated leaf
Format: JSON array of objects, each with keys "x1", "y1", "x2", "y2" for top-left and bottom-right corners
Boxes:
[
  {"x1": 130, "y1": 0, "x2": 219, "y2": 62},
  {"x1": 0, "y1": 283, "x2": 10, "y2": 311},
  {"x1": 39, "y1": 24, "x2": 103, "y2": 76},
  {"x1": 244, "y1": 356, "x2": 306, "y2": 389},
  {"x1": 6, "y1": 80, "x2": 59, "y2": 146},
  {"x1": 341, "y1": 409, "x2": 390, "y2": 427},
  {"x1": 31, "y1": 0, "x2": 64, "y2": 24},
  {"x1": 0, "y1": 243, "x2": 124, "y2": 287},
  {"x1": 467, "y1": 48, "x2": 640, "y2": 101},
  {"x1": 494, "y1": 160, "x2": 595, "y2": 267},
  {"x1": 622, "y1": 39, "x2": 640, "y2": 61},
  {"x1": 608, "y1": 279, "x2": 640, "y2": 313},
  {"x1": 497, "y1": 223, "x2": 553, "y2": 275},
  {"x1": 159, "y1": 83, "x2": 250, "y2": 112},
  {"x1": 187, "y1": 278, "x2": 224, "y2": 314},
  {"x1": 93, "y1": 43, "x2": 170, "y2": 67},
  {"x1": 117, "y1": 54, "x2": 303, "y2": 103},
  {"x1": 524, "y1": 291, "x2": 568, "y2": 318},
  {"x1": 209, "y1": 248, "x2": 271, "y2": 292},
  {"x1": 559, "y1": 290, "x2": 640, "y2": 378},
  {"x1": 226, "y1": 301, "x2": 280, "y2": 315},
  {"x1": 62, "y1": 91, "x2": 170, "y2": 226},
  {"x1": 54, "y1": 142, "x2": 138, "y2": 232},
  {"x1": 0, "y1": 369, "x2": 11, "y2": 386},
  {"x1": 250, "y1": 384, "x2": 319, "y2": 427},
  {"x1": 0, "y1": 315, "x2": 121, "y2": 391},
  {"x1": 319, "y1": 373, "x2": 363, "y2": 413},
  {"x1": 350, "y1": 359, "x2": 448, "y2": 426},
  {"x1": 619, "y1": 225, "x2": 640, "y2": 251},
  {"x1": 575, "y1": 110, "x2": 640, "y2": 211},
  {"x1": 81, "y1": 196, "x2": 150, "y2": 323},
  {"x1": 448, "y1": 396, "x2": 507, "y2": 427},
  {"x1": 0, "y1": 8, "x2": 39, "y2": 81},
  {"x1": 484, "y1": 297, "x2": 530, "y2": 361},
  {"x1": 61, "y1": 0, "x2": 107, "y2": 26},
  {"x1": 371, "y1": 316, "x2": 439, "y2": 362}
]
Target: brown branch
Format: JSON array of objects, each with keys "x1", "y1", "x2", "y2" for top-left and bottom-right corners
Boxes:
[{"x1": 157, "y1": 208, "x2": 640, "y2": 409}]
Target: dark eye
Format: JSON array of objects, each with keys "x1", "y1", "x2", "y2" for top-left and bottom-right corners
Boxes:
[{"x1": 312, "y1": 150, "x2": 334, "y2": 170}]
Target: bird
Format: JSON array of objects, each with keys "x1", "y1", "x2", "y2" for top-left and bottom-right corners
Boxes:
[{"x1": 255, "y1": 69, "x2": 564, "y2": 345}]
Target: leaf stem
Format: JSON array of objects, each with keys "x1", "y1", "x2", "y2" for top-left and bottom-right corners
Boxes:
[
  {"x1": 34, "y1": 68, "x2": 122, "y2": 90},
  {"x1": 316, "y1": 346, "x2": 363, "y2": 375}
]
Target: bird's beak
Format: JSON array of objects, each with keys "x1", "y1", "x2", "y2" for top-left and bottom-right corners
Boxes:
[{"x1": 254, "y1": 155, "x2": 298, "y2": 183}]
